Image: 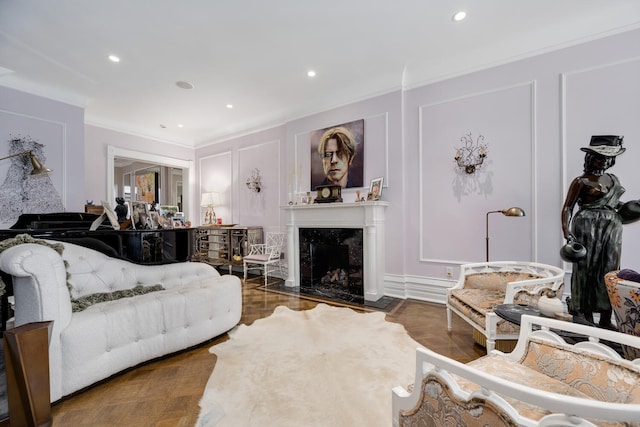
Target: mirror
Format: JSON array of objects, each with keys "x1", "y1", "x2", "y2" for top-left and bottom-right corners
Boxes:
[{"x1": 107, "y1": 145, "x2": 194, "y2": 222}]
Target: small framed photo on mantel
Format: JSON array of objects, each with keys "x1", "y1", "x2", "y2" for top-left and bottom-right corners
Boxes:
[{"x1": 367, "y1": 177, "x2": 384, "y2": 201}]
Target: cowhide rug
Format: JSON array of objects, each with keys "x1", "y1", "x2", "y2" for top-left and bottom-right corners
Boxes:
[{"x1": 195, "y1": 303, "x2": 422, "y2": 427}]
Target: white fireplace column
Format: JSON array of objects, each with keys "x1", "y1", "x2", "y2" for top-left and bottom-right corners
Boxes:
[{"x1": 282, "y1": 202, "x2": 388, "y2": 302}]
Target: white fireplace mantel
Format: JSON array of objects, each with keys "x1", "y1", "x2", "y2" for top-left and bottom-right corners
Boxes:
[{"x1": 282, "y1": 202, "x2": 388, "y2": 302}]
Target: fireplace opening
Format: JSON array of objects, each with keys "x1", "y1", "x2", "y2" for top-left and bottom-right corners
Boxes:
[
  {"x1": 311, "y1": 243, "x2": 349, "y2": 287},
  {"x1": 299, "y1": 228, "x2": 363, "y2": 304}
]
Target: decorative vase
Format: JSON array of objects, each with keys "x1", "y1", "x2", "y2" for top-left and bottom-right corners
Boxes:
[{"x1": 537, "y1": 292, "x2": 564, "y2": 317}]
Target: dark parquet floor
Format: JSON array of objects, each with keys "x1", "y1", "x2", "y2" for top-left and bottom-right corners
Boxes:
[{"x1": 1, "y1": 276, "x2": 485, "y2": 427}]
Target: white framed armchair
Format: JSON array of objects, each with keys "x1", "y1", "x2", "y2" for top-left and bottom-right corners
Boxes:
[
  {"x1": 243, "y1": 232, "x2": 285, "y2": 286},
  {"x1": 446, "y1": 261, "x2": 565, "y2": 353}
]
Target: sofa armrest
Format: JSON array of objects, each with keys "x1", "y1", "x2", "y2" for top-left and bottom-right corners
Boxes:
[
  {"x1": 503, "y1": 275, "x2": 564, "y2": 303},
  {"x1": 0, "y1": 243, "x2": 72, "y2": 328}
]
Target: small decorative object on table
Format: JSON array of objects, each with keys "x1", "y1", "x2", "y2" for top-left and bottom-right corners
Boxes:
[
  {"x1": 537, "y1": 289, "x2": 564, "y2": 317},
  {"x1": 367, "y1": 177, "x2": 383, "y2": 201},
  {"x1": 314, "y1": 184, "x2": 342, "y2": 203}
]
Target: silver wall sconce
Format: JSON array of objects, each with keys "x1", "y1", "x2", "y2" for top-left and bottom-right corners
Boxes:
[
  {"x1": 454, "y1": 133, "x2": 487, "y2": 174},
  {"x1": 246, "y1": 168, "x2": 261, "y2": 193}
]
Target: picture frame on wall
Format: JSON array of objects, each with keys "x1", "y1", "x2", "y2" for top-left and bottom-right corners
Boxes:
[
  {"x1": 367, "y1": 177, "x2": 384, "y2": 201},
  {"x1": 135, "y1": 170, "x2": 159, "y2": 204},
  {"x1": 309, "y1": 118, "x2": 365, "y2": 190}
]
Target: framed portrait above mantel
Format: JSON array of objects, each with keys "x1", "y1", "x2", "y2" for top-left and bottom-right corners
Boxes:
[
  {"x1": 310, "y1": 119, "x2": 364, "y2": 190},
  {"x1": 135, "y1": 169, "x2": 159, "y2": 204}
]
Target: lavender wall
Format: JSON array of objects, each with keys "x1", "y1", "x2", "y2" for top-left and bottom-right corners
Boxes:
[
  {"x1": 196, "y1": 125, "x2": 286, "y2": 233},
  {"x1": 4, "y1": 28, "x2": 639, "y2": 303},
  {"x1": 401, "y1": 28, "x2": 640, "y2": 301},
  {"x1": 0, "y1": 86, "x2": 84, "y2": 227},
  {"x1": 197, "y1": 28, "x2": 640, "y2": 302}
]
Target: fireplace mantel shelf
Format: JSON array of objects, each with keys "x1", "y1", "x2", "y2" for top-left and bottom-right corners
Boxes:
[
  {"x1": 282, "y1": 201, "x2": 387, "y2": 302},
  {"x1": 283, "y1": 201, "x2": 389, "y2": 210}
]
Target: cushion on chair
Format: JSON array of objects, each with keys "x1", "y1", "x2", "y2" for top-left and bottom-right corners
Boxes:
[
  {"x1": 464, "y1": 354, "x2": 593, "y2": 423},
  {"x1": 518, "y1": 337, "x2": 640, "y2": 404},
  {"x1": 464, "y1": 272, "x2": 542, "y2": 291},
  {"x1": 448, "y1": 289, "x2": 520, "y2": 334},
  {"x1": 460, "y1": 349, "x2": 638, "y2": 426},
  {"x1": 244, "y1": 254, "x2": 271, "y2": 262},
  {"x1": 618, "y1": 269, "x2": 640, "y2": 283},
  {"x1": 605, "y1": 271, "x2": 640, "y2": 360}
]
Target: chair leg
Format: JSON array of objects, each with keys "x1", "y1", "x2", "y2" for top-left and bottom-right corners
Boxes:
[
  {"x1": 486, "y1": 337, "x2": 496, "y2": 353},
  {"x1": 243, "y1": 262, "x2": 248, "y2": 282},
  {"x1": 264, "y1": 265, "x2": 268, "y2": 287},
  {"x1": 446, "y1": 307, "x2": 453, "y2": 332}
]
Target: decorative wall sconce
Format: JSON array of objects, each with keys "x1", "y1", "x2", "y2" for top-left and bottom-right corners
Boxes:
[
  {"x1": 0, "y1": 150, "x2": 52, "y2": 175},
  {"x1": 246, "y1": 168, "x2": 261, "y2": 193},
  {"x1": 454, "y1": 133, "x2": 487, "y2": 174}
]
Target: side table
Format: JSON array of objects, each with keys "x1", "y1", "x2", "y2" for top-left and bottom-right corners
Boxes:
[
  {"x1": 494, "y1": 304, "x2": 542, "y2": 324},
  {"x1": 494, "y1": 304, "x2": 621, "y2": 350}
]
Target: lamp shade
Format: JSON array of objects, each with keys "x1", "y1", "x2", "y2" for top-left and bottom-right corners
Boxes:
[
  {"x1": 502, "y1": 207, "x2": 525, "y2": 217},
  {"x1": 0, "y1": 150, "x2": 52, "y2": 175},
  {"x1": 200, "y1": 192, "x2": 220, "y2": 207},
  {"x1": 28, "y1": 153, "x2": 53, "y2": 175}
]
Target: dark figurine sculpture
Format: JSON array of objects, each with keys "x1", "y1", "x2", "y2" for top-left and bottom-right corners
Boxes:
[
  {"x1": 561, "y1": 135, "x2": 640, "y2": 327},
  {"x1": 114, "y1": 197, "x2": 128, "y2": 223}
]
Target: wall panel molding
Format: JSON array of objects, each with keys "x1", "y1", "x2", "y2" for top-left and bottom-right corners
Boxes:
[{"x1": 418, "y1": 81, "x2": 537, "y2": 264}]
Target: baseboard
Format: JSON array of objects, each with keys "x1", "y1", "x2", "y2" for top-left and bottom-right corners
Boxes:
[{"x1": 384, "y1": 273, "x2": 454, "y2": 304}]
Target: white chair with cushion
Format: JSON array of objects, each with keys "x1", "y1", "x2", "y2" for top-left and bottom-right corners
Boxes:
[
  {"x1": 446, "y1": 261, "x2": 565, "y2": 353},
  {"x1": 243, "y1": 232, "x2": 284, "y2": 286}
]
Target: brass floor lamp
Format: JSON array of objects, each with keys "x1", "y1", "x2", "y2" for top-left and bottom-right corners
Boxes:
[{"x1": 485, "y1": 207, "x2": 526, "y2": 261}]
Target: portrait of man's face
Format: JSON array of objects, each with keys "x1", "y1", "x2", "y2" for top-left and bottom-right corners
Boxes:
[
  {"x1": 311, "y1": 119, "x2": 364, "y2": 189},
  {"x1": 322, "y1": 137, "x2": 353, "y2": 185}
]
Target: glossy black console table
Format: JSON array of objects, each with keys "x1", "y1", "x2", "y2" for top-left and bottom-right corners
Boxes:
[{"x1": 0, "y1": 227, "x2": 196, "y2": 264}]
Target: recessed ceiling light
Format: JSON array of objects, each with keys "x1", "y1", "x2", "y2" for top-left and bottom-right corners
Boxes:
[
  {"x1": 226, "y1": 104, "x2": 234, "y2": 109},
  {"x1": 176, "y1": 81, "x2": 194, "y2": 90},
  {"x1": 160, "y1": 124, "x2": 167, "y2": 129},
  {"x1": 452, "y1": 11, "x2": 466, "y2": 21},
  {"x1": 108, "y1": 55, "x2": 120, "y2": 63},
  {"x1": 177, "y1": 124, "x2": 184, "y2": 128},
  {"x1": 307, "y1": 70, "x2": 316, "y2": 78}
]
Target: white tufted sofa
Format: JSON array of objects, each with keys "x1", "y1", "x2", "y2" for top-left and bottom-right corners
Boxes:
[{"x1": 0, "y1": 240, "x2": 242, "y2": 402}]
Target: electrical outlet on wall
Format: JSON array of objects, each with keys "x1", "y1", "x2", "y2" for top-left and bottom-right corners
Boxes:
[{"x1": 446, "y1": 267, "x2": 453, "y2": 278}]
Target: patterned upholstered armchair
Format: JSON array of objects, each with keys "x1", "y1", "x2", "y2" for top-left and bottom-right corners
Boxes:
[
  {"x1": 605, "y1": 269, "x2": 640, "y2": 360},
  {"x1": 446, "y1": 261, "x2": 565, "y2": 352},
  {"x1": 393, "y1": 314, "x2": 640, "y2": 427}
]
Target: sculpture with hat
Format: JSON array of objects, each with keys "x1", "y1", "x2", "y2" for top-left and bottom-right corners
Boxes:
[{"x1": 561, "y1": 135, "x2": 640, "y2": 327}]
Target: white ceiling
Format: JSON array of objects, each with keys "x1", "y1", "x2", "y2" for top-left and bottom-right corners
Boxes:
[{"x1": 1, "y1": 0, "x2": 639, "y2": 148}]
